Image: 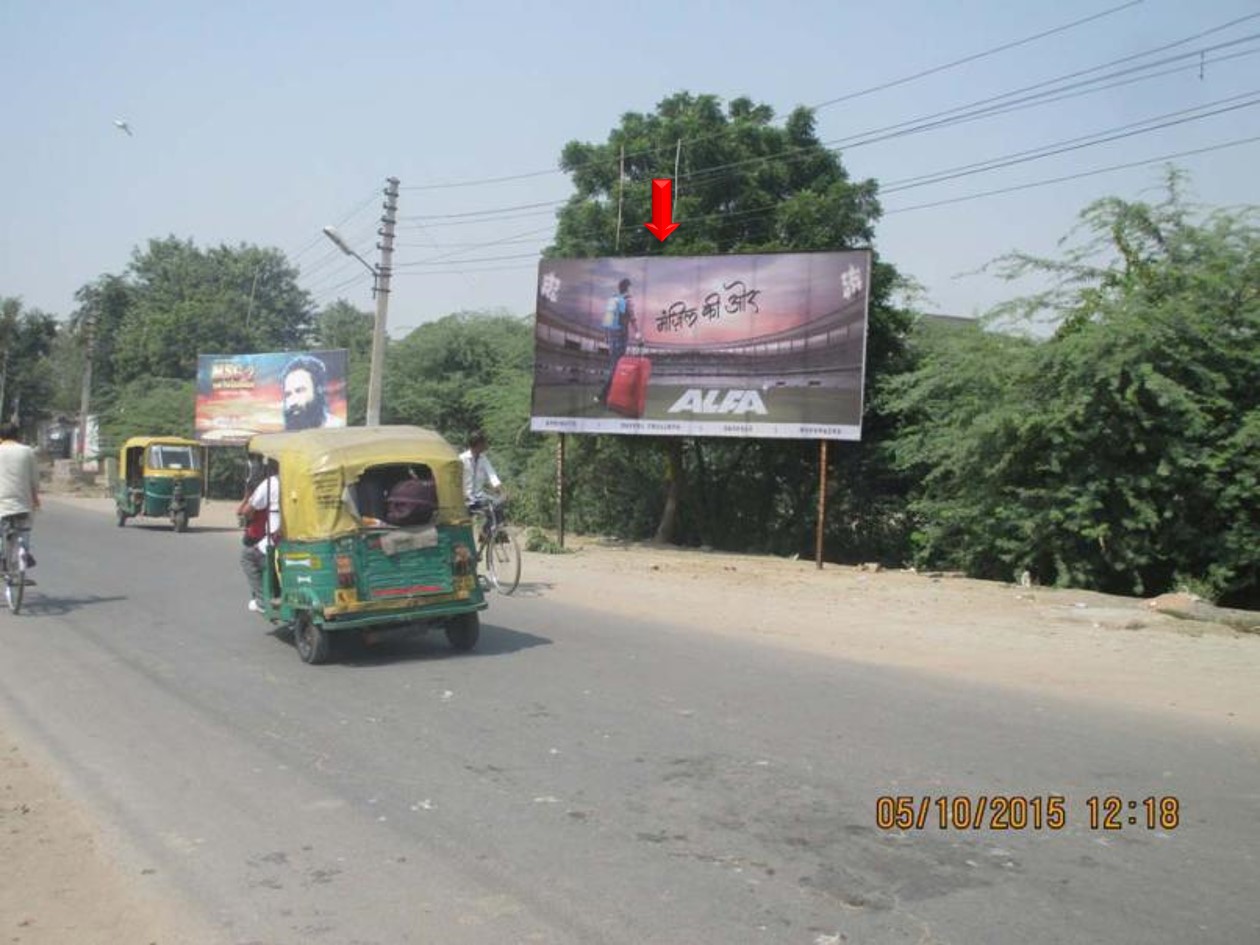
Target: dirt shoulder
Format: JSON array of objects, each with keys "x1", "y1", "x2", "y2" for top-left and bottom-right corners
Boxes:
[{"x1": 5, "y1": 493, "x2": 1258, "y2": 943}]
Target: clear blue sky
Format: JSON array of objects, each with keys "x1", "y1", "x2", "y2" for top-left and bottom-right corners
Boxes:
[{"x1": 2, "y1": 0, "x2": 1257, "y2": 335}]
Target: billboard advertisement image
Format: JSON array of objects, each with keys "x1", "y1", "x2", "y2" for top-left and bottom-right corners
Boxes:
[
  {"x1": 195, "y1": 349, "x2": 349, "y2": 444},
  {"x1": 530, "y1": 250, "x2": 871, "y2": 440}
]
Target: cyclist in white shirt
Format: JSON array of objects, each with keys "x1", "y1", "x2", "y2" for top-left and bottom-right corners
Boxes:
[
  {"x1": 0, "y1": 422, "x2": 40, "y2": 570},
  {"x1": 458, "y1": 430, "x2": 504, "y2": 513}
]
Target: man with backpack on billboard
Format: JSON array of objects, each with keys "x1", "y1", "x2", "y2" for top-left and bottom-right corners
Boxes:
[{"x1": 597, "y1": 277, "x2": 644, "y2": 408}]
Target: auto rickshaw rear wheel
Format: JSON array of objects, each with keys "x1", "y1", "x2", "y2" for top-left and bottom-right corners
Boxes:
[
  {"x1": 445, "y1": 612, "x2": 480, "y2": 652},
  {"x1": 172, "y1": 510, "x2": 188, "y2": 533},
  {"x1": 116, "y1": 508, "x2": 127, "y2": 527},
  {"x1": 293, "y1": 611, "x2": 332, "y2": 665}
]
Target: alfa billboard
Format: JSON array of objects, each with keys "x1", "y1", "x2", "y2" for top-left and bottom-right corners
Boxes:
[
  {"x1": 529, "y1": 250, "x2": 871, "y2": 440},
  {"x1": 194, "y1": 349, "x2": 349, "y2": 444}
]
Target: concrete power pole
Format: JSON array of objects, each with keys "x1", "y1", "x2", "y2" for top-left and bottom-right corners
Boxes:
[
  {"x1": 78, "y1": 311, "x2": 97, "y2": 463},
  {"x1": 365, "y1": 177, "x2": 399, "y2": 427}
]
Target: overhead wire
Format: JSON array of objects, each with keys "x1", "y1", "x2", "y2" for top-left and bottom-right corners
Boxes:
[
  {"x1": 679, "y1": 34, "x2": 1260, "y2": 188},
  {"x1": 384, "y1": 33, "x2": 1259, "y2": 239},
  {"x1": 807, "y1": 0, "x2": 1147, "y2": 111},
  {"x1": 335, "y1": 9, "x2": 1260, "y2": 288},
  {"x1": 397, "y1": 0, "x2": 1154, "y2": 193},
  {"x1": 384, "y1": 70, "x2": 1258, "y2": 270},
  {"x1": 878, "y1": 91, "x2": 1260, "y2": 193},
  {"x1": 287, "y1": 187, "x2": 381, "y2": 264},
  {"x1": 883, "y1": 134, "x2": 1260, "y2": 214}
]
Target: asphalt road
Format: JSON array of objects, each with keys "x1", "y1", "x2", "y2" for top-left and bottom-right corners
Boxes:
[{"x1": 1, "y1": 501, "x2": 1257, "y2": 945}]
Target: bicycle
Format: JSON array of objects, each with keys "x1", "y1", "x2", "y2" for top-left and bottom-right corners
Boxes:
[
  {"x1": 472, "y1": 497, "x2": 521, "y2": 595},
  {"x1": 1, "y1": 514, "x2": 33, "y2": 615}
]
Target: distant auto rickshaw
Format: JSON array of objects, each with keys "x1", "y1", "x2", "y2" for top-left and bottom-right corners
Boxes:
[
  {"x1": 245, "y1": 425, "x2": 487, "y2": 665},
  {"x1": 115, "y1": 436, "x2": 207, "y2": 532}
]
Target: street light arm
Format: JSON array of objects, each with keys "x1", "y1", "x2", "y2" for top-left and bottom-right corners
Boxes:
[{"x1": 322, "y1": 226, "x2": 376, "y2": 278}]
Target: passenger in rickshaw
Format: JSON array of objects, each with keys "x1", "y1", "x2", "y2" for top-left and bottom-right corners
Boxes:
[
  {"x1": 348, "y1": 464, "x2": 437, "y2": 527},
  {"x1": 237, "y1": 458, "x2": 280, "y2": 613},
  {"x1": 384, "y1": 474, "x2": 437, "y2": 526}
]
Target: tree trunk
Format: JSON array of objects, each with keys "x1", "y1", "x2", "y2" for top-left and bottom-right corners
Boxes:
[{"x1": 653, "y1": 439, "x2": 684, "y2": 545}]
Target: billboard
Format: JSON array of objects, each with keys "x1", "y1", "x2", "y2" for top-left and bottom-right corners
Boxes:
[
  {"x1": 529, "y1": 250, "x2": 871, "y2": 440},
  {"x1": 195, "y1": 349, "x2": 349, "y2": 444}
]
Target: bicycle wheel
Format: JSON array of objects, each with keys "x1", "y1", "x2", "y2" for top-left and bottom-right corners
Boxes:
[
  {"x1": 3, "y1": 536, "x2": 23, "y2": 615},
  {"x1": 484, "y1": 524, "x2": 521, "y2": 595}
]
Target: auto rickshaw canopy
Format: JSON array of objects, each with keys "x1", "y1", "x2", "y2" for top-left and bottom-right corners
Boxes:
[
  {"x1": 118, "y1": 436, "x2": 205, "y2": 475},
  {"x1": 246, "y1": 425, "x2": 467, "y2": 541}
]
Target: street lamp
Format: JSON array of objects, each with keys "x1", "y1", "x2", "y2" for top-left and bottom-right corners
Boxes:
[{"x1": 322, "y1": 224, "x2": 389, "y2": 427}]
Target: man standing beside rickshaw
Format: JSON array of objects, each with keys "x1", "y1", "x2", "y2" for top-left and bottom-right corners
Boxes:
[{"x1": 237, "y1": 458, "x2": 280, "y2": 613}]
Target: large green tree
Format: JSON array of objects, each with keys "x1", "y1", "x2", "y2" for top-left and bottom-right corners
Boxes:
[
  {"x1": 544, "y1": 91, "x2": 913, "y2": 552},
  {"x1": 383, "y1": 309, "x2": 533, "y2": 442},
  {"x1": 111, "y1": 236, "x2": 313, "y2": 383},
  {"x1": 884, "y1": 173, "x2": 1260, "y2": 605}
]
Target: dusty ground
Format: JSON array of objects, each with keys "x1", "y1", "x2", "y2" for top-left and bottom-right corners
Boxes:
[{"x1": 4, "y1": 491, "x2": 1259, "y2": 943}]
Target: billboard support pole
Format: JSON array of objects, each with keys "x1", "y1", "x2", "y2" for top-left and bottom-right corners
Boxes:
[
  {"x1": 815, "y1": 439, "x2": 828, "y2": 569},
  {"x1": 557, "y1": 433, "x2": 566, "y2": 549}
]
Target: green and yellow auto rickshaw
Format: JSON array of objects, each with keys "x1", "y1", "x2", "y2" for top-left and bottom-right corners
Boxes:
[
  {"x1": 115, "y1": 436, "x2": 207, "y2": 532},
  {"x1": 245, "y1": 425, "x2": 487, "y2": 665}
]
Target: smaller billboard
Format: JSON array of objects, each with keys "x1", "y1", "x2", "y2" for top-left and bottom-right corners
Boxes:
[{"x1": 195, "y1": 349, "x2": 349, "y2": 444}]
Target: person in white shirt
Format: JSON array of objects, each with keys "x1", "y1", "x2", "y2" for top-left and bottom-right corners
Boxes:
[
  {"x1": 0, "y1": 422, "x2": 40, "y2": 570},
  {"x1": 458, "y1": 430, "x2": 504, "y2": 513},
  {"x1": 236, "y1": 460, "x2": 281, "y2": 612}
]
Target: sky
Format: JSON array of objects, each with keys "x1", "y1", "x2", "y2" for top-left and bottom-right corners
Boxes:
[{"x1": 1, "y1": 0, "x2": 1257, "y2": 337}]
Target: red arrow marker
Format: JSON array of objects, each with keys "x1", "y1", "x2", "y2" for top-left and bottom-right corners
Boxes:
[{"x1": 643, "y1": 178, "x2": 680, "y2": 242}]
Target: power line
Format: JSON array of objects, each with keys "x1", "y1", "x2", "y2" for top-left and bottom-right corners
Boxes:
[
  {"x1": 394, "y1": 224, "x2": 556, "y2": 267},
  {"x1": 309, "y1": 270, "x2": 374, "y2": 306},
  {"x1": 680, "y1": 34, "x2": 1260, "y2": 189},
  {"x1": 809, "y1": 0, "x2": 1146, "y2": 111},
  {"x1": 385, "y1": 34, "x2": 1258, "y2": 235},
  {"x1": 287, "y1": 188, "x2": 381, "y2": 264},
  {"x1": 393, "y1": 252, "x2": 541, "y2": 269},
  {"x1": 400, "y1": 199, "x2": 561, "y2": 222},
  {"x1": 883, "y1": 134, "x2": 1260, "y2": 214},
  {"x1": 879, "y1": 91, "x2": 1260, "y2": 193},
  {"x1": 324, "y1": 136, "x2": 1259, "y2": 285},
  {"x1": 382, "y1": 93, "x2": 1256, "y2": 272},
  {"x1": 398, "y1": 0, "x2": 1155, "y2": 193},
  {"x1": 392, "y1": 263, "x2": 540, "y2": 277},
  {"x1": 393, "y1": 235, "x2": 551, "y2": 248}
]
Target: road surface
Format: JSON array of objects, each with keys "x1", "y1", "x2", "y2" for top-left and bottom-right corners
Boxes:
[{"x1": 1, "y1": 500, "x2": 1257, "y2": 944}]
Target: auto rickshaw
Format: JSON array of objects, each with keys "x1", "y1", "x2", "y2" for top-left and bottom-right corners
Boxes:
[
  {"x1": 115, "y1": 436, "x2": 207, "y2": 532},
  {"x1": 245, "y1": 425, "x2": 487, "y2": 665}
]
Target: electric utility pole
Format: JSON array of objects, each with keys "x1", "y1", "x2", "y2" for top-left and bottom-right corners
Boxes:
[
  {"x1": 366, "y1": 177, "x2": 399, "y2": 426},
  {"x1": 78, "y1": 310, "x2": 97, "y2": 463}
]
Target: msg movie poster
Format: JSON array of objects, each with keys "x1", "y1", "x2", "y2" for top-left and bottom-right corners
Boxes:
[
  {"x1": 529, "y1": 250, "x2": 871, "y2": 440},
  {"x1": 195, "y1": 349, "x2": 349, "y2": 444}
]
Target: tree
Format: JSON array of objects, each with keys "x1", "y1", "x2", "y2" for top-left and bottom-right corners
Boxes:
[
  {"x1": 383, "y1": 308, "x2": 535, "y2": 464},
  {"x1": 884, "y1": 172, "x2": 1260, "y2": 606},
  {"x1": 111, "y1": 237, "x2": 313, "y2": 383},
  {"x1": 99, "y1": 378, "x2": 196, "y2": 452},
  {"x1": 69, "y1": 274, "x2": 133, "y2": 391},
  {"x1": 0, "y1": 297, "x2": 58, "y2": 433},
  {"x1": 315, "y1": 299, "x2": 374, "y2": 425},
  {"x1": 545, "y1": 91, "x2": 912, "y2": 550}
]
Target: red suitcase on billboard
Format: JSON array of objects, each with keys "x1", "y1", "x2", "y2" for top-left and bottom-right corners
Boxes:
[{"x1": 606, "y1": 354, "x2": 652, "y2": 418}]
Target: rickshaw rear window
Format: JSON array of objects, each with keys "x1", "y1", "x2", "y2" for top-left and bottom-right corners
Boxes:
[{"x1": 148, "y1": 446, "x2": 201, "y2": 470}]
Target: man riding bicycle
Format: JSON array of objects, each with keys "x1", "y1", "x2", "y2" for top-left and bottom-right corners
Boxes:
[
  {"x1": 459, "y1": 430, "x2": 507, "y2": 541},
  {"x1": 0, "y1": 421, "x2": 40, "y2": 575},
  {"x1": 459, "y1": 430, "x2": 505, "y2": 512}
]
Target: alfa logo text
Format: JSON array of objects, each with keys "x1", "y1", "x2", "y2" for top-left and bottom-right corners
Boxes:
[{"x1": 667, "y1": 389, "x2": 769, "y2": 415}]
